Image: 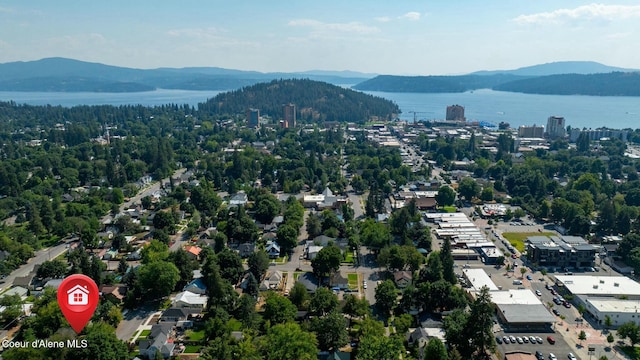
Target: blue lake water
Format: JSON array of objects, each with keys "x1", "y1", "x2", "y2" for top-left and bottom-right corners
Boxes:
[{"x1": 1, "y1": 88, "x2": 639, "y2": 130}]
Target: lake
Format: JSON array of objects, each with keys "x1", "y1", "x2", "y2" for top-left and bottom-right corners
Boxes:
[{"x1": 1, "y1": 88, "x2": 639, "y2": 130}]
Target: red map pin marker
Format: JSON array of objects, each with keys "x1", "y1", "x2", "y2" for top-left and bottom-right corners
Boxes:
[{"x1": 57, "y1": 274, "x2": 99, "y2": 333}]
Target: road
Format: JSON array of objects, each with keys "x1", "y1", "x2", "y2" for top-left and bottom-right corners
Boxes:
[
  {"x1": 1, "y1": 242, "x2": 70, "y2": 293},
  {"x1": 116, "y1": 304, "x2": 157, "y2": 341}
]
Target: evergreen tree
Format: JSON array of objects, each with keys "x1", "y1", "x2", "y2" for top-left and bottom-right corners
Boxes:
[{"x1": 439, "y1": 239, "x2": 456, "y2": 284}]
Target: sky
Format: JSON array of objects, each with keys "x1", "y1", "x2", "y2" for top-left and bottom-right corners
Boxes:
[{"x1": 0, "y1": 1, "x2": 639, "y2": 75}]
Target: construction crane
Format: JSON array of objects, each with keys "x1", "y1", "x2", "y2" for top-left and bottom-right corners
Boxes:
[{"x1": 408, "y1": 111, "x2": 428, "y2": 122}]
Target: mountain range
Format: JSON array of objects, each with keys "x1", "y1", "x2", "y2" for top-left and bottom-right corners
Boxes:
[{"x1": 0, "y1": 58, "x2": 638, "y2": 95}]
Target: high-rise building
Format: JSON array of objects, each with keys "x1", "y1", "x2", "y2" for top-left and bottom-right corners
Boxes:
[
  {"x1": 283, "y1": 103, "x2": 296, "y2": 128},
  {"x1": 518, "y1": 125, "x2": 544, "y2": 138},
  {"x1": 446, "y1": 105, "x2": 465, "y2": 121},
  {"x1": 246, "y1": 108, "x2": 260, "y2": 128},
  {"x1": 546, "y1": 116, "x2": 566, "y2": 139}
]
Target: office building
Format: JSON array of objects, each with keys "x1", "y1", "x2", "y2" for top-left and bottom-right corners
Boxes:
[
  {"x1": 546, "y1": 116, "x2": 566, "y2": 139},
  {"x1": 518, "y1": 125, "x2": 544, "y2": 138},
  {"x1": 283, "y1": 103, "x2": 296, "y2": 128},
  {"x1": 526, "y1": 235, "x2": 598, "y2": 270},
  {"x1": 246, "y1": 108, "x2": 260, "y2": 128},
  {"x1": 446, "y1": 105, "x2": 465, "y2": 121}
]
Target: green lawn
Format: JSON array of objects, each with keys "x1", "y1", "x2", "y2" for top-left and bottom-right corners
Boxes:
[
  {"x1": 343, "y1": 252, "x2": 355, "y2": 264},
  {"x1": 293, "y1": 272, "x2": 303, "y2": 281},
  {"x1": 272, "y1": 255, "x2": 288, "y2": 264},
  {"x1": 185, "y1": 329, "x2": 205, "y2": 341},
  {"x1": 184, "y1": 345, "x2": 202, "y2": 353},
  {"x1": 502, "y1": 232, "x2": 554, "y2": 252},
  {"x1": 138, "y1": 329, "x2": 151, "y2": 338},
  {"x1": 441, "y1": 206, "x2": 457, "y2": 213},
  {"x1": 347, "y1": 273, "x2": 358, "y2": 289}
]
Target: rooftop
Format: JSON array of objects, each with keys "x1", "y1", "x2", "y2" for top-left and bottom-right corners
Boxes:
[
  {"x1": 462, "y1": 268, "x2": 499, "y2": 291},
  {"x1": 586, "y1": 298, "x2": 640, "y2": 313},
  {"x1": 555, "y1": 275, "x2": 640, "y2": 297}
]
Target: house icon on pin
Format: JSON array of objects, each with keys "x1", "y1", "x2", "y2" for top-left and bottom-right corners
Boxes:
[{"x1": 67, "y1": 285, "x2": 89, "y2": 306}]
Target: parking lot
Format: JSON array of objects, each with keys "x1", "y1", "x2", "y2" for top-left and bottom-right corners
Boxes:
[{"x1": 495, "y1": 331, "x2": 577, "y2": 360}]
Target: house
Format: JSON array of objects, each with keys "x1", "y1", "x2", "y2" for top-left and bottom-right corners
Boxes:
[
  {"x1": 265, "y1": 241, "x2": 281, "y2": 259},
  {"x1": 235, "y1": 243, "x2": 255, "y2": 258},
  {"x1": 306, "y1": 245, "x2": 324, "y2": 260},
  {"x1": 2, "y1": 286, "x2": 28, "y2": 301},
  {"x1": 296, "y1": 272, "x2": 318, "y2": 293},
  {"x1": 160, "y1": 308, "x2": 196, "y2": 323},
  {"x1": 100, "y1": 285, "x2": 127, "y2": 304},
  {"x1": 173, "y1": 291, "x2": 208, "y2": 309},
  {"x1": 394, "y1": 271, "x2": 412, "y2": 289},
  {"x1": 229, "y1": 191, "x2": 248, "y2": 206},
  {"x1": 184, "y1": 245, "x2": 202, "y2": 261},
  {"x1": 267, "y1": 271, "x2": 283, "y2": 289},
  {"x1": 139, "y1": 323, "x2": 175, "y2": 359},
  {"x1": 183, "y1": 278, "x2": 207, "y2": 295},
  {"x1": 406, "y1": 327, "x2": 446, "y2": 353},
  {"x1": 330, "y1": 272, "x2": 349, "y2": 290}
]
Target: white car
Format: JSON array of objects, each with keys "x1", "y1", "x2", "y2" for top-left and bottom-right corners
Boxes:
[
  {"x1": 567, "y1": 353, "x2": 577, "y2": 360},
  {"x1": 363, "y1": 281, "x2": 367, "y2": 289},
  {"x1": 536, "y1": 290, "x2": 542, "y2": 296},
  {"x1": 549, "y1": 353, "x2": 557, "y2": 360}
]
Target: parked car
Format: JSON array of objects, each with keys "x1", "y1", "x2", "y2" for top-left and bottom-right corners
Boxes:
[
  {"x1": 529, "y1": 336, "x2": 537, "y2": 343},
  {"x1": 496, "y1": 336, "x2": 503, "y2": 344},
  {"x1": 568, "y1": 353, "x2": 577, "y2": 360},
  {"x1": 536, "y1": 336, "x2": 543, "y2": 344},
  {"x1": 553, "y1": 309, "x2": 561, "y2": 316},
  {"x1": 522, "y1": 336, "x2": 529, "y2": 343},
  {"x1": 535, "y1": 351, "x2": 544, "y2": 360},
  {"x1": 536, "y1": 290, "x2": 542, "y2": 296},
  {"x1": 547, "y1": 336, "x2": 556, "y2": 344},
  {"x1": 549, "y1": 353, "x2": 557, "y2": 360},
  {"x1": 526, "y1": 275, "x2": 532, "y2": 280},
  {"x1": 509, "y1": 336, "x2": 516, "y2": 343},
  {"x1": 516, "y1": 337, "x2": 523, "y2": 344},
  {"x1": 503, "y1": 336, "x2": 510, "y2": 344}
]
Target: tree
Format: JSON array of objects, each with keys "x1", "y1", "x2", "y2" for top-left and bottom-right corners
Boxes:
[
  {"x1": 310, "y1": 287, "x2": 339, "y2": 316},
  {"x1": 152, "y1": 210, "x2": 175, "y2": 232},
  {"x1": 439, "y1": 239, "x2": 456, "y2": 284},
  {"x1": 255, "y1": 192, "x2": 281, "y2": 224},
  {"x1": 359, "y1": 219, "x2": 391, "y2": 250},
  {"x1": 468, "y1": 286, "x2": 495, "y2": 357},
  {"x1": 36, "y1": 259, "x2": 67, "y2": 279},
  {"x1": 520, "y1": 267, "x2": 527, "y2": 279},
  {"x1": 458, "y1": 177, "x2": 480, "y2": 201},
  {"x1": 604, "y1": 314, "x2": 613, "y2": 330},
  {"x1": 443, "y1": 309, "x2": 473, "y2": 359},
  {"x1": 311, "y1": 311, "x2": 348, "y2": 351},
  {"x1": 357, "y1": 335, "x2": 404, "y2": 360},
  {"x1": 607, "y1": 332, "x2": 615, "y2": 347},
  {"x1": 216, "y1": 248, "x2": 244, "y2": 284},
  {"x1": 137, "y1": 261, "x2": 180, "y2": 299},
  {"x1": 375, "y1": 280, "x2": 398, "y2": 316},
  {"x1": 276, "y1": 224, "x2": 298, "y2": 255},
  {"x1": 168, "y1": 248, "x2": 198, "y2": 287},
  {"x1": 435, "y1": 186, "x2": 455, "y2": 207},
  {"x1": 578, "y1": 330, "x2": 587, "y2": 345},
  {"x1": 263, "y1": 292, "x2": 297, "y2": 324},
  {"x1": 74, "y1": 322, "x2": 129, "y2": 360},
  {"x1": 305, "y1": 213, "x2": 322, "y2": 239},
  {"x1": 618, "y1": 321, "x2": 640, "y2": 346},
  {"x1": 423, "y1": 337, "x2": 448, "y2": 360},
  {"x1": 260, "y1": 322, "x2": 317, "y2": 360},
  {"x1": 311, "y1": 245, "x2": 342, "y2": 282},
  {"x1": 480, "y1": 187, "x2": 494, "y2": 202},
  {"x1": 342, "y1": 294, "x2": 370, "y2": 319},
  {"x1": 235, "y1": 294, "x2": 260, "y2": 330},
  {"x1": 289, "y1": 282, "x2": 310, "y2": 310},
  {"x1": 394, "y1": 313, "x2": 413, "y2": 335},
  {"x1": 248, "y1": 251, "x2": 269, "y2": 281}
]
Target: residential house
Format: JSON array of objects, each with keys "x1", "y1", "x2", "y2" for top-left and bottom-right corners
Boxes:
[
  {"x1": 229, "y1": 191, "x2": 248, "y2": 207},
  {"x1": 306, "y1": 245, "x2": 324, "y2": 260},
  {"x1": 330, "y1": 272, "x2": 349, "y2": 290},
  {"x1": 406, "y1": 327, "x2": 446, "y2": 355},
  {"x1": 296, "y1": 272, "x2": 319, "y2": 293},
  {"x1": 139, "y1": 323, "x2": 175, "y2": 359},
  {"x1": 394, "y1": 271, "x2": 412, "y2": 289},
  {"x1": 265, "y1": 241, "x2": 281, "y2": 259},
  {"x1": 184, "y1": 245, "x2": 202, "y2": 261},
  {"x1": 267, "y1": 270, "x2": 283, "y2": 289},
  {"x1": 100, "y1": 285, "x2": 127, "y2": 304},
  {"x1": 183, "y1": 278, "x2": 207, "y2": 295},
  {"x1": 173, "y1": 291, "x2": 208, "y2": 309},
  {"x1": 159, "y1": 308, "x2": 196, "y2": 323},
  {"x1": 2, "y1": 286, "x2": 28, "y2": 301},
  {"x1": 234, "y1": 243, "x2": 256, "y2": 258}
]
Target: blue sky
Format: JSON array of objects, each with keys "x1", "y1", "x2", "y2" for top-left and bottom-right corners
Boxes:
[{"x1": 0, "y1": 1, "x2": 639, "y2": 75}]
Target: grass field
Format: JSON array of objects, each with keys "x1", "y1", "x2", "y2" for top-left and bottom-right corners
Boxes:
[
  {"x1": 343, "y1": 252, "x2": 355, "y2": 264},
  {"x1": 441, "y1": 206, "x2": 457, "y2": 213},
  {"x1": 271, "y1": 255, "x2": 288, "y2": 264},
  {"x1": 138, "y1": 329, "x2": 151, "y2": 338},
  {"x1": 347, "y1": 273, "x2": 358, "y2": 289},
  {"x1": 185, "y1": 329, "x2": 205, "y2": 341},
  {"x1": 184, "y1": 345, "x2": 202, "y2": 353},
  {"x1": 502, "y1": 232, "x2": 554, "y2": 252}
]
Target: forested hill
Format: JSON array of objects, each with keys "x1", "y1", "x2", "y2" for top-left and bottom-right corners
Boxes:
[
  {"x1": 353, "y1": 74, "x2": 529, "y2": 93},
  {"x1": 493, "y1": 72, "x2": 640, "y2": 96},
  {"x1": 354, "y1": 72, "x2": 640, "y2": 96},
  {"x1": 198, "y1": 78, "x2": 400, "y2": 123}
]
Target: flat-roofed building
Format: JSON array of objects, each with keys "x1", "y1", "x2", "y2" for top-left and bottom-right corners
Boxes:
[
  {"x1": 526, "y1": 235, "x2": 597, "y2": 270},
  {"x1": 584, "y1": 298, "x2": 640, "y2": 329},
  {"x1": 555, "y1": 275, "x2": 640, "y2": 300},
  {"x1": 491, "y1": 289, "x2": 555, "y2": 331},
  {"x1": 462, "y1": 268, "x2": 499, "y2": 292}
]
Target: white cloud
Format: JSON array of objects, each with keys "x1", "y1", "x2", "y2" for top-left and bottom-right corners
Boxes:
[
  {"x1": 288, "y1": 19, "x2": 379, "y2": 34},
  {"x1": 375, "y1": 16, "x2": 391, "y2": 23},
  {"x1": 513, "y1": 3, "x2": 640, "y2": 25},
  {"x1": 399, "y1": 11, "x2": 421, "y2": 21}
]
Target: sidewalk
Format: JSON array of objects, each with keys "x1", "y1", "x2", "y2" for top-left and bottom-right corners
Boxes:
[{"x1": 561, "y1": 322, "x2": 627, "y2": 360}]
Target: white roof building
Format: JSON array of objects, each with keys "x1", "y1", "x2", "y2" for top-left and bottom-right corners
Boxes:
[
  {"x1": 173, "y1": 291, "x2": 208, "y2": 309},
  {"x1": 555, "y1": 275, "x2": 640, "y2": 299},
  {"x1": 462, "y1": 268, "x2": 499, "y2": 292}
]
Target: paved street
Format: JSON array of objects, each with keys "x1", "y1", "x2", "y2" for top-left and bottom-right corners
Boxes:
[{"x1": 1, "y1": 242, "x2": 70, "y2": 293}]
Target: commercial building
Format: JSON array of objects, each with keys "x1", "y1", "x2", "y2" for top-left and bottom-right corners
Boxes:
[
  {"x1": 491, "y1": 289, "x2": 556, "y2": 331},
  {"x1": 517, "y1": 125, "x2": 544, "y2": 138},
  {"x1": 462, "y1": 268, "x2": 499, "y2": 292},
  {"x1": 525, "y1": 235, "x2": 598, "y2": 270},
  {"x1": 446, "y1": 105, "x2": 465, "y2": 121},
  {"x1": 583, "y1": 298, "x2": 640, "y2": 329},
  {"x1": 546, "y1": 116, "x2": 566, "y2": 139},
  {"x1": 246, "y1": 108, "x2": 260, "y2": 128},
  {"x1": 569, "y1": 128, "x2": 628, "y2": 143},
  {"x1": 283, "y1": 103, "x2": 296, "y2": 128}
]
